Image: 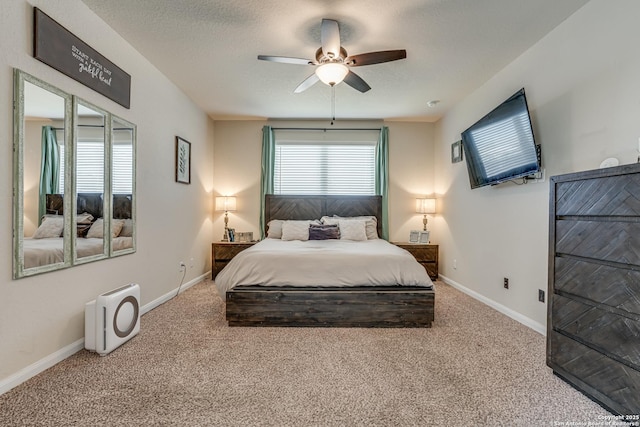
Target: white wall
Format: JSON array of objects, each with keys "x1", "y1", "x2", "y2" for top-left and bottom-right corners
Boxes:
[
  {"x1": 0, "y1": 0, "x2": 214, "y2": 386},
  {"x1": 212, "y1": 120, "x2": 435, "y2": 242},
  {"x1": 434, "y1": 0, "x2": 640, "y2": 331}
]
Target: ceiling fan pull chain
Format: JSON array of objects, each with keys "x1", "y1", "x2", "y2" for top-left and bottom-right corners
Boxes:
[{"x1": 331, "y1": 84, "x2": 336, "y2": 125}]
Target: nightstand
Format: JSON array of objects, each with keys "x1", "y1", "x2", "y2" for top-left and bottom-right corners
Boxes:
[
  {"x1": 392, "y1": 243, "x2": 439, "y2": 280},
  {"x1": 211, "y1": 242, "x2": 256, "y2": 279}
]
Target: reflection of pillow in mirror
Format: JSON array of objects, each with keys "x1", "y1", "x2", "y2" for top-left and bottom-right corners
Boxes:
[
  {"x1": 86, "y1": 219, "x2": 125, "y2": 238},
  {"x1": 32, "y1": 216, "x2": 64, "y2": 239},
  {"x1": 77, "y1": 212, "x2": 94, "y2": 224},
  {"x1": 119, "y1": 219, "x2": 133, "y2": 237},
  {"x1": 86, "y1": 219, "x2": 104, "y2": 238},
  {"x1": 112, "y1": 219, "x2": 125, "y2": 237},
  {"x1": 77, "y1": 223, "x2": 92, "y2": 238}
]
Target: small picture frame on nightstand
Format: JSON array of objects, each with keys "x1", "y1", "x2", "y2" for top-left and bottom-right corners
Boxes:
[
  {"x1": 409, "y1": 230, "x2": 420, "y2": 243},
  {"x1": 419, "y1": 231, "x2": 430, "y2": 244}
]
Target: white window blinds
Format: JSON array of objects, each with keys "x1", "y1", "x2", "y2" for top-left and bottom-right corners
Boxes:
[{"x1": 273, "y1": 131, "x2": 378, "y2": 195}]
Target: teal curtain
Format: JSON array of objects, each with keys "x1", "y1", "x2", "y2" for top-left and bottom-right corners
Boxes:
[
  {"x1": 375, "y1": 126, "x2": 389, "y2": 240},
  {"x1": 38, "y1": 126, "x2": 60, "y2": 224},
  {"x1": 259, "y1": 125, "x2": 275, "y2": 239}
]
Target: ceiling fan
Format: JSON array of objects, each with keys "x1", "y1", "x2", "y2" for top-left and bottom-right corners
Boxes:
[{"x1": 258, "y1": 18, "x2": 407, "y2": 93}]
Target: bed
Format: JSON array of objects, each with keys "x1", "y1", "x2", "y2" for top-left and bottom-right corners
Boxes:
[{"x1": 217, "y1": 194, "x2": 435, "y2": 328}]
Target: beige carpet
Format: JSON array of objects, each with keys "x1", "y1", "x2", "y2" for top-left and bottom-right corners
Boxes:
[{"x1": 0, "y1": 280, "x2": 611, "y2": 426}]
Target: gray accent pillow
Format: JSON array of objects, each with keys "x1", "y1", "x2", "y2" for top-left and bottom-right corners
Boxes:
[{"x1": 309, "y1": 224, "x2": 340, "y2": 240}]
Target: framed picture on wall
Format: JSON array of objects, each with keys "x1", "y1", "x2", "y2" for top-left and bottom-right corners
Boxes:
[
  {"x1": 175, "y1": 136, "x2": 191, "y2": 184},
  {"x1": 451, "y1": 140, "x2": 463, "y2": 163}
]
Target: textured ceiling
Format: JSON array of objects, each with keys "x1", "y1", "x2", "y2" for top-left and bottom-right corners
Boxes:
[{"x1": 80, "y1": 0, "x2": 589, "y2": 122}]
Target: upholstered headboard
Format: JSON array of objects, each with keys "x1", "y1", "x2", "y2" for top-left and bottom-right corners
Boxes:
[
  {"x1": 45, "y1": 193, "x2": 132, "y2": 219},
  {"x1": 264, "y1": 194, "x2": 383, "y2": 238}
]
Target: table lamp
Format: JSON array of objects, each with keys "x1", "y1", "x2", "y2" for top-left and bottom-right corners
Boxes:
[
  {"x1": 215, "y1": 196, "x2": 237, "y2": 241},
  {"x1": 416, "y1": 198, "x2": 436, "y2": 231}
]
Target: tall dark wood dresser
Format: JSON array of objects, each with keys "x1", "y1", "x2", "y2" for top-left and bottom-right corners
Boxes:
[{"x1": 548, "y1": 163, "x2": 640, "y2": 416}]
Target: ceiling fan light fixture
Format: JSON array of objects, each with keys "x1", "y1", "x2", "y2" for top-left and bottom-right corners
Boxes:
[{"x1": 315, "y1": 63, "x2": 349, "y2": 86}]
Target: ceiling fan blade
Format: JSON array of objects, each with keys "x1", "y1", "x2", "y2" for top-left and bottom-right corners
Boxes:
[
  {"x1": 294, "y1": 73, "x2": 320, "y2": 93},
  {"x1": 258, "y1": 55, "x2": 315, "y2": 65},
  {"x1": 343, "y1": 70, "x2": 371, "y2": 93},
  {"x1": 321, "y1": 19, "x2": 341, "y2": 59},
  {"x1": 345, "y1": 49, "x2": 407, "y2": 67}
]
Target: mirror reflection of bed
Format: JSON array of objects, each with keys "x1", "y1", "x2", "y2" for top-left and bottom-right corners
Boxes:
[{"x1": 23, "y1": 193, "x2": 133, "y2": 269}]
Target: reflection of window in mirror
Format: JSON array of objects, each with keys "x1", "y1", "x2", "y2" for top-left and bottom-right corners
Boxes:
[
  {"x1": 74, "y1": 101, "x2": 107, "y2": 261},
  {"x1": 111, "y1": 118, "x2": 135, "y2": 255}
]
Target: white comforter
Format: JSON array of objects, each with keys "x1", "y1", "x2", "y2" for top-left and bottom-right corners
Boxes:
[{"x1": 215, "y1": 238, "x2": 433, "y2": 295}]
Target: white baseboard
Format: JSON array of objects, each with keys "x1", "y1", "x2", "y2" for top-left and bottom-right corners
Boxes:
[
  {"x1": 438, "y1": 274, "x2": 546, "y2": 336},
  {"x1": 0, "y1": 338, "x2": 85, "y2": 397},
  {"x1": 141, "y1": 271, "x2": 210, "y2": 315},
  {"x1": 0, "y1": 271, "x2": 211, "y2": 396}
]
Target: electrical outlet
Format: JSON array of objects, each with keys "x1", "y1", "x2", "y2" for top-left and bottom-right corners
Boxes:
[
  {"x1": 538, "y1": 289, "x2": 545, "y2": 303},
  {"x1": 453, "y1": 259, "x2": 457, "y2": 270},
  {"x1": 503, "y1": 277, "x2": 509, "y2": 289},
  {"x1": 179, "y1": 261, "x2": 186, "y2": 270},
  {"x1": 189, "y1": 257, "x2": 194, "y2": 269}
]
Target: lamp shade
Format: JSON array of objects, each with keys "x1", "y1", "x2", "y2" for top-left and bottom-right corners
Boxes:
[
  {"x1": 215, "y1": 196, "x2": 237, "y2": 212},
  {"x1": 416, "y1": 198, "x2": 436, "y2": 214},
  {"x1": 315, "y1": 63, "x2": 349, "y2": 86}
]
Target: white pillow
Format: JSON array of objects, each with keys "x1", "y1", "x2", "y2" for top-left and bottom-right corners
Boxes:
[
  {"x1": 322, "y1": 215, "x2": 378, "y2": 240},
  {"x1": 338, "y1": 220, "x2": 368, "y2": 241},
  {"x1": 267, "y1": 220, "x2": 284, "y2": 239},
  {"x1": 281, "y1": 220, "x2": 311, "y2": 241},
  {"x1": 32, "y1": 216, "x2": 64, "y2": 239}
]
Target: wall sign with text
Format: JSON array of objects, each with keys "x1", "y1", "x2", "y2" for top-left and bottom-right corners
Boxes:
[{"x1": 33, "y1": 7, "x2": 131, "y2": 109}]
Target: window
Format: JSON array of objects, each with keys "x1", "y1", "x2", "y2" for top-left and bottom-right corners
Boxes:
[{"x1": 274, "y1": 140, "x2": 377, "y2": 195}]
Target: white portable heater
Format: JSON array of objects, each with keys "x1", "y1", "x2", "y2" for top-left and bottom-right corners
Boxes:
[{"x1": 85, "y1": 283, "x2": 140, "y2": 356}]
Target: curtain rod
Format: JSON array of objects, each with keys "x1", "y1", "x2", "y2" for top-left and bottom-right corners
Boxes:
[{"x1": 272, "y1": 127, "x2": 381, "y2": 132}]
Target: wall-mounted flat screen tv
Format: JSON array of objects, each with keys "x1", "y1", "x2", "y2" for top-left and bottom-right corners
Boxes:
[{"x1": 461, "y1": 88, "x2": 539, "y2": 189}]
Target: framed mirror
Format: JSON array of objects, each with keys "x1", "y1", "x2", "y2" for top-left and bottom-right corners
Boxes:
[
  {"x1": 111, "y1": 115, "x2": 136, "y2": 257},
  {"x1": 13, "y1": 69, "x2": 137, "y2": 279},
  {"x1": 14, "y1": 70, "x2": 73, "y2": 278},
  {"x1": 73, "y1": 98, "x2": 108, "y2": 264}
]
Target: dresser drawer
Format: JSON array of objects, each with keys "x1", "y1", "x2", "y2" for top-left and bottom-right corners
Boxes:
[
  {"x1": 555, "y1": 175, "x2": 640, "y2": 216},
  {"x1": 554, "y1": 257, "x2": 640, "y2": 315},
  {"x1": 552, "y1": 294, "x2": 640, "y2": 369},
  {"x1": 405, "y1": 246, "x2": 437, "y2": 262},
  {"x1": 556, "y1": 220, "x2": 640, "y2": 265},
  {"x1": 548, "y1": 331, "x2": 640, "y2": 415}
]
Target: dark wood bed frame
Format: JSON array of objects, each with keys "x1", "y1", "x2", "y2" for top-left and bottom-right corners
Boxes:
[{"x1": 225, "y1": 194, "x2": 435, "y2": 328}]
